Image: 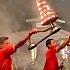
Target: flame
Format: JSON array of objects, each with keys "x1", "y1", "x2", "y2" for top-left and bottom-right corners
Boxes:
[{"x1": 36, "y1": 0, "x2": 58, "y2": 25}]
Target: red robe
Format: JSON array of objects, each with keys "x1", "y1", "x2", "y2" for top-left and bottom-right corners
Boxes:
[
  {"x1": 43, "y1": 49, "x2": 59, "y2": 70},
  {"x1": 0, "y1": 46, "x2": 16, "y2": 70}
]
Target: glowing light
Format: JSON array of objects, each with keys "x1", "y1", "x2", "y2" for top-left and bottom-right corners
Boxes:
[
  {"x1": 46, "y1": 5, "x2": 51, "y2": 10},
  {"x1": 36, "y1": 0, "x2": 58, "y2": 25},
  {"x1": 38, "y1": 8, "x2": 42, "y2": 11},
  {"x1": 41, "y1": 21, "x2": 45, "y2": 24},
  {"x1": 47, "y1": 17, "x2": 50, "y2": 20},
  {"x1": 42, "y1": 1, "x2": 46, "y2": 4},
  {"x1": 41, "y1": 16, "x2": 43, "y2": 19},
  {"x1": 52, "y1": 15, "x2": 55, "y2": 17},
  {"x1": 44, "y1": 9, "x2": 46, "y2": 12},
  {"x1": 47, "y1": 12, "x2": 54, "y2": 15},
  {"x1": 40, "y1": 11, "x2": 43, "y2": 15},
  {"x1": 47, "y1": 12, "x2": 51, "y2": 15},
  {"x1": 44, "y1": 13, "x2": 46, "y2": 16},
  {"x1": 43, "y1": 5, "x2": 46, "y2": 8},
  {"x1": 41, "y1": 21, "x2": 43, "y2": 24},
  {"x1": 37, "y1": 3, "x2": 41, "y2": 7}
]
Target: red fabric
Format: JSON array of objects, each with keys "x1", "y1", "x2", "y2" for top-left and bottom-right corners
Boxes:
[
  {"x1": 43, "y1": 49, "x2": 58, "y2": 70},
  {"x1": 0, "y1": 46, "x2": 16, "y2": 70}
]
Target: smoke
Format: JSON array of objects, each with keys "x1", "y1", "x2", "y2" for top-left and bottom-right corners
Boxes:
[
  {"x1": 49, "y1": 0, "x2": 70, "y2": 32},
  {"x1": 0, "y1": 0, "x2": 36, "y2": 36}
]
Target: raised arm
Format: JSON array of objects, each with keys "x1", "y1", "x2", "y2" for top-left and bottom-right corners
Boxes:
[
  {"x1": 56, "y1": 36, "x2": 70, "y2": 52},
  {"x1": 14, "y1": 28, "x2": 38, "y2": 49}
]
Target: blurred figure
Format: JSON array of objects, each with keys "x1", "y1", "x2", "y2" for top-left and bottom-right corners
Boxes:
[
  {"x1": 43, "y1": 36, "x2": 70, "y2": 70},
  {"x1": 30, "y1": 43, "x2": 37, "y2": 64},
  {"x1": 0, "y1": 28, "x2": 38, "y2": 70}
]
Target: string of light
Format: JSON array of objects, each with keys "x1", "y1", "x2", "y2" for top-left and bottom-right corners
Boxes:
[{"x1": 36, "y1": 0, "x2": 58, "y2": 25}]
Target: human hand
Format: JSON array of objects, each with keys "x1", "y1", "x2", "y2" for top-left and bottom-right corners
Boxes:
[
  {"x1": 59, "y1": 62, "x2": 64, "y2": 69},
  {"x1": 29, "y1": 28, "x2": 39, "y2": 36}
]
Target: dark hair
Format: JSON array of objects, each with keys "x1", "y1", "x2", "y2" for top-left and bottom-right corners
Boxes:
[
  {"x1": 0, "y1": 37, "x2": 8, "y2": 44},
  {"x1": 46, "y1": 39, "x2": 54, "y2": 48}
]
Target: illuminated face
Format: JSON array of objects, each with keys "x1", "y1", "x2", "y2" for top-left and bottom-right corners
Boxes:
[{"x1": 50, "y1": 40, "x2": 58, "y2": 49}]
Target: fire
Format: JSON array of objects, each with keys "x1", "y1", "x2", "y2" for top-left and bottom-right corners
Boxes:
[{"x1": 36, "y1": 0, "x2": 58, "y2": 26}]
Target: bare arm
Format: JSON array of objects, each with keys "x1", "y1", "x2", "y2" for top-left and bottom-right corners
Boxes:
[
  {"x1": 56, "y1": 36, "x2": 70, "y2": 52},
  {"x1": 14, "y1": 28, "x2": 38, "y2": 49},
  {"x1": 14, "y1": 34, "x2": 30, "y2": 49}
]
